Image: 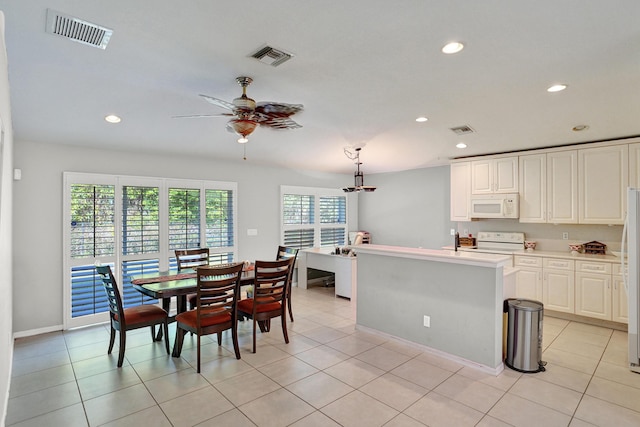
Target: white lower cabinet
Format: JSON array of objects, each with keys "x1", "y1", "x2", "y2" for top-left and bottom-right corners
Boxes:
[
  {"x1": 575, "y1": 261, "x2": 612, "y2": 320},
  {"x1": 514, "y1": 256, "x2": 542, "y2": 301},
  {"x1": 543, "y1": 258, "x2": 575, "y2": 314}
]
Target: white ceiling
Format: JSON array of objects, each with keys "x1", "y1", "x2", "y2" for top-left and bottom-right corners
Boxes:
[{"x1": 2, "y1": 1, "x2": 639, "y2": 174}]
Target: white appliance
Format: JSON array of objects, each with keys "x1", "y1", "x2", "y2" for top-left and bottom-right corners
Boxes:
[
  {"x1": 623, "y1": 188, "x2": 640, "y2": 373},
  {"x1": 476, "y1": 231, "x2": 525, "y2": 253},
  {"x1": 470, "y1": 194, "x2": 519, "y2": 219}
]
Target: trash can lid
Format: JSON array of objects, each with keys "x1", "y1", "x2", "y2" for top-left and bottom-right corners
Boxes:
[{"x1": 507, "y1": 299, "x2": 543, "y2": 311}]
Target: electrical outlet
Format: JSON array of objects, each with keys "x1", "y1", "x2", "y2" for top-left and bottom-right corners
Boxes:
[
  {"x1": 562, "y1": 232, "x2": 569, "y2": 240},
  {"x1": 423, "y1": 315, "x2": 430, "y2": 328},
  {"x1": 450, "y1": 228, "x2": 456, "y2": 236},
  {"x1": 463, "y1": 229, "x2": 469, "y2": 236}
]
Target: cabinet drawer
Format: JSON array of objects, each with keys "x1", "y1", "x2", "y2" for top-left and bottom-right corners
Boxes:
[
  {"x1": 543, "y1": 258, "x2": 574, "y2": 270},
  {"x1": 576, "y1": 260, "x2": 611, "y2": 274},
  {"x1": 514, "y1": 256, "x2": 542, "y2": 268},
  {"x1": 613, "y1": 263, "x2": 627, "y2": 276}
]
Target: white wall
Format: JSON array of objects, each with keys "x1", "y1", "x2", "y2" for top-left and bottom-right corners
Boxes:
[
  {"x1": 12, "y1": 140, "x2": 353, "y2": 334},
  {"x1": 357, "y1": 166, "x2": 454, "y2": 249},
  {"x1": 0, "y1": 11, "x2": 14, "y2": 425}
]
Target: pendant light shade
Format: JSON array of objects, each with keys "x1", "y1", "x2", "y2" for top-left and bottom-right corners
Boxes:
[{"x1": 343, "y1": 148, "x2": 376, "y2": 192}]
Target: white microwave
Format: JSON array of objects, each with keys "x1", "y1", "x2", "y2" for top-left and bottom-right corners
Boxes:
[{"x1": 470, "y1": 194, "x2": 519, "y2": 219}]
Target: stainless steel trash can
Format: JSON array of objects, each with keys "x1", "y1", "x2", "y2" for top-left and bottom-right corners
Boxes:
[{"x1": 505, "y1": 299, "x2": 546, "y2": 373}]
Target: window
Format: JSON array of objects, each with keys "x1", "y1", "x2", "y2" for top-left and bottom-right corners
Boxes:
[
  {"x1": 281, "y1": 186, "x2": 349, "y2": 249},
  {"x1": 64, "y1": 173, "x2": 237, "y2": 329}
]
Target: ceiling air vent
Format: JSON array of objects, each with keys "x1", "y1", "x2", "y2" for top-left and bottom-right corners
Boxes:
[
  {"x1": 450, "y1": 125, "x2": 475, "y2": 135},
  {"x1": 45, "y1": 9, "x2": 113, "y2": 49},
  {"x1": 250, "y1": 45, "x2": 293, "y2": 67}
]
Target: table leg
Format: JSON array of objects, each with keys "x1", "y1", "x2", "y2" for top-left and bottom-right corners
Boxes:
[
  {"x1": 155, "y1": 297, "x2": 171, "y2": 341},
  {"x1": 171, "y1": 295, "x2": 188, "y2": 357}
]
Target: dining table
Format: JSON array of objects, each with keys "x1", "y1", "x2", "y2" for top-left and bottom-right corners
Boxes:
[{"x1": 131, "y1": 265, "x2": 255, "y2": 356}]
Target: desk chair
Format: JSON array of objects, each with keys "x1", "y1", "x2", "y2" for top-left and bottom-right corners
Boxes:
[
  {"x1": 96, "y1": 265, "x2": 170, "y2": 367},
  {"x1": 238, "y1": 257, "x2": 294, "y2": 353},
  {"x1": 173, "y1": 263, "x2": 244, "y2": 372},
  {"x1": 276, "y1": 246, "x2": 299, "y2": 322}
]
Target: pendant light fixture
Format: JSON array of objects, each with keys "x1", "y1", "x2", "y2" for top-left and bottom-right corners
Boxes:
[{"x1": 342, "y1": 147, "x2": 376, "y2": 192}]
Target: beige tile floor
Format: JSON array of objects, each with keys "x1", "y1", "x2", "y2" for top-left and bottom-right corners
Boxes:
[{"x1": 6, "y1": 286, "x2": 640, "y2": 426}]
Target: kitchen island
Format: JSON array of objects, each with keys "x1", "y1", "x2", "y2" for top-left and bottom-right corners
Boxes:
[{"x1": 352, "y1": 244, "x2": 513, "y2": 374}]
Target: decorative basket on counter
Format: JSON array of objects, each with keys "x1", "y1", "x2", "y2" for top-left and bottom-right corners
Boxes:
[
  {"x1": 459, "y1": 237, "x2": 476, "y2": 246},
  {"x1": 583, "y1": 241, "x2": 606, "y2": 255}
]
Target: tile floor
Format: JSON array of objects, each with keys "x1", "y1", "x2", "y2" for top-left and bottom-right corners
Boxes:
[{"x1": 6, "y1": 286, "x2": 640, "y2": 426}]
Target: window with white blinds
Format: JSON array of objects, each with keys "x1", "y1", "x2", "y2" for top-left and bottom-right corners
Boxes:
[
  {"x1": 281, "y1": 186, "x2": 348, "y2": 249},
  {"x1": 64, "y1": 173, "x2": 237, "y2": 329}
]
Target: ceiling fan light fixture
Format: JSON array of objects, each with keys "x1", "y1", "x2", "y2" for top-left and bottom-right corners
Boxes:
[
  {"x1": 228, "y1": 118, "x2": 258, "y2": 138},
  {"x1": 237, "y1": 137, "x2": 249, "y2": 143}
]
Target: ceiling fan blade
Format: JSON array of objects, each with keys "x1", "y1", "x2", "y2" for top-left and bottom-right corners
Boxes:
[
  {"x1": 256, "y1": 102, "x2": 303, "y2": 116},
  {"x1": 255, "y1": 115, "x2": 302, "y2": 129},
  {"x1": 172, "y1": 113, "x2": 234, "y2": 119},
  {"x1": 199, "y1": 94, "x2": 236, "y2": 110}
]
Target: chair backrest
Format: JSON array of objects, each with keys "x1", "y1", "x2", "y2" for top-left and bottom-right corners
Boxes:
[
  {"x1": 96, "y1": 265, "x2": 125, "y2": 325},
  {"x1": 253, "y1": 258, "x2": 294, "y2": 306},
  {"x1": 175, "y1": 248, "x2": 210, "y2": 271},
  {"x1": 276, "y1": 245, "x2": 299, "y2": 289},
  {"x1": 276, "y1": 245, "x2": 299, "y2": 261},
  {"x1": 195, "y1": 263, "x2": 244, "y2": 329}
]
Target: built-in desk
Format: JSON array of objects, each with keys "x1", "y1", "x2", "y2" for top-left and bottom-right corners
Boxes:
[{"x1": 298, "y1": 247, "x2": 357, "y2": 299}]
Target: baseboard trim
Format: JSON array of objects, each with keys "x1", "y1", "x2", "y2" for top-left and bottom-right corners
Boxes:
[{"x1": 13, "y1": 324, "x2": 64, "y2": 339}]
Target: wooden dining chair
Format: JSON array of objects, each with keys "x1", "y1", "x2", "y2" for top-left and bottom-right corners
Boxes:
[
  {"x1": 172, "y1": 263, "x2": 244, "y2": 372},
  {"x1": 96, "y1": 265, "x2": 170, "y2": 367},
  {"x1": 237, "y1": 257, "x2": 294, "y2": 353},
  {"x1": 276, "y1": 246, "x2": 299, "y2": 322},
  {"x1": 175, "y1": 248, "x2": 210, "y2": 310}
]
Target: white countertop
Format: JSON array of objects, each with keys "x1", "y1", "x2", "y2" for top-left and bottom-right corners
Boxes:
[
  {"x1": 351, "y1": 244, "x2": 512, "y2": 268},
  {"x1": 443, "y1": 245, "x2": 622, "y2": 263}
]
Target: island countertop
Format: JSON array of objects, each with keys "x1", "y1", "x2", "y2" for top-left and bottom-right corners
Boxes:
[{"x1": 351, "y1": 244, "x2": 512, "y2": 268}]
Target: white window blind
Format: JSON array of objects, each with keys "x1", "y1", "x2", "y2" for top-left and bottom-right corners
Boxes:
[
  {"x1": 281, "y1": 186, "x2": 348, "y2": 249},
  {"x1": 64, "y1": 173, "x2": 237, "y2": 329}
]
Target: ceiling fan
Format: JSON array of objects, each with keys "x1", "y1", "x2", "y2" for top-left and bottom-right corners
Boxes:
[{"x1": 177, "y1": 76, "x2": 303, "y2": 143}]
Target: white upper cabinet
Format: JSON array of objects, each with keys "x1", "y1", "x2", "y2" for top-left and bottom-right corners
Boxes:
[
  {"x1": 630, "y1": 142, "x2": 640, "y2": 189},
  {"x1": 450, "y1": 161, "x2": 471, "y2": 222},
  {"x1": 578, "y1": 144, "x2": 628, "y2": 224},
  {"x1": 519, "y1": 151, "x2": 578, "y2": 224},
  {"x1": 547, "y1": 150, "x2": 579, "y2": 224},
  {"x1": 471, "y1": 156, "x2": 518, "y2": 194},
  {"x1": 519, "y1": 154, "x2": 546, "y2": 223}
]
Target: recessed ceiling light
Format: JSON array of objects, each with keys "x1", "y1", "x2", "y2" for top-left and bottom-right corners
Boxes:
[
  {"x1": 415, "y1": 116, "x2": 428, "y2": 122},
  {"x1": 572, "y1": 125, "x2": 589, "y2": 132},
  {"x1": 547, "y1": 84, "x2": 567, "y2": 93},
  {"x1": 442, "y1": 42, "x2": 464, "y2": 54},
  {"x1": 456, "y1": 142, "x2": 467, "y2": 149},
  {"x1": 104, "y1": 114, "x2": 121, "y2": 123}
]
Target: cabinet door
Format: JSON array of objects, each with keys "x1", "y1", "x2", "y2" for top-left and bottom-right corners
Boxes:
[
  {"x1": 471, "y1": 160, "x2": 493, "y2": 194},
  {"x1": 547, "y1": 150, "x2": 578, "y2": 224},
  {"x1": 613, "y1": 275, "x2": 628, "y2": 323},
  {"x1": 519, "y1": 154, "x2": 546, "y2": 223},
  {"x1": 578, "y1": 145, "x2": 628, "y2": 224},
  {"x1": 630, "y1": 142, "x2": 640, "y2": 189},
  {"x1": 495, "y1": 157, "x2": 518, "y2": 193},
  {"x1": 575, "y1": 273, "x2": 612, "y2": 320},
  {"x1": 450, "y1": 162, "x2": 471, "y2": 221},
  {"x1": 543, "y1": 269, "x2": 575, "y2": 313},
  {"x1": 515, "y1": 268, "x2": 543, "y2": 301}
]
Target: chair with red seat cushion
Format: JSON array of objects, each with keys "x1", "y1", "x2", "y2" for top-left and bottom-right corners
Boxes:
[
  {"x1": 96, "y1": 265, "x2": 170, "y2": 368},
  {"x1": 175, "y1": 248, "x2": 210, "y2": 310},
  {"x1": 172, "y1": 263, "x2": 244, "y2": 372},
  {"x1": 237, "y1": 257, "x2": 294, "y2": 353},
  {"x1": 276, "y1": 246, "x2": 299, "y2": 322}
]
